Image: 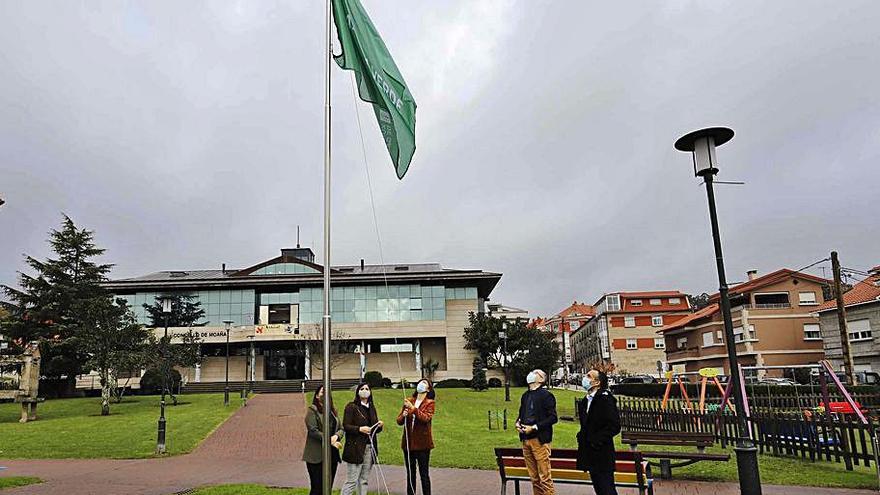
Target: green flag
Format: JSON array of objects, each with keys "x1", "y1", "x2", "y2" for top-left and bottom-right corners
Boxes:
[{"x1": 332, "y1": 0, "x2": 416, "y2": 179}]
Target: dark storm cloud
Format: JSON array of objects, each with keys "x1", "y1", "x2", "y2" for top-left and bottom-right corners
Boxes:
[{"x1": 1, "y1": 1, "x2": 878, "y2": 317}]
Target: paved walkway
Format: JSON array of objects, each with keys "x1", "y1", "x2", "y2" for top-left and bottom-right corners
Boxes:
[{"x1": 0, "y1": 393, "x2": 875, "y2": 495}]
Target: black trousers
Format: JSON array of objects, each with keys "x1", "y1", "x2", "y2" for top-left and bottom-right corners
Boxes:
[
  {"x1": 306, "y1": 458, "x2": 339, "y2": 495},
  {"x1": 588, "y1": 469, "x2": 618, "y2": 495},
  {"x1": 404, "y1": 449, "x2": 431, "y2": 495}
]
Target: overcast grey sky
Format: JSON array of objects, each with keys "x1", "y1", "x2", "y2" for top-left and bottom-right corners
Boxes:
[{"x1": 1, "y1": 1, "x2": 878, "y2": 317}]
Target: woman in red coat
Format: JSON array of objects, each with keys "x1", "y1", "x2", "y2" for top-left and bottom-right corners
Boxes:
[{"x1": 396, "y1": 378, "x2": 435, "y2": 495}]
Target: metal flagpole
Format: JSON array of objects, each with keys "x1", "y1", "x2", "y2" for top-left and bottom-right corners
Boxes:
[{"x1": 322, "y1": 0, "x2": 333, "y2": 493}]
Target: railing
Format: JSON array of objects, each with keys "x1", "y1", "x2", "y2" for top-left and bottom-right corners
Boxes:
[
  {"x1": 618, "y1": 398, "x2": 880, "y2": 471},
  {"x1": 751, "y1": 303, "x2": 792, "y2": 309}
]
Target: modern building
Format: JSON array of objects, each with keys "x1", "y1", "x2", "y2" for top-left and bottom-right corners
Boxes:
[
  {"x1": 572, "y1": 291, "x2": 691, "y2": 376},
  {"x1": 541, "y1": 301, "x2": 595, "y2": 375},
  {"x1": 105, "y1": 247, "x2": 501, "y2": 384},
  {"x1": 659, "y1": 269, "x2": 829, "y2": 379},
  {"x1": 816, "y1": 265, "x2": 880, "y2": 373}
]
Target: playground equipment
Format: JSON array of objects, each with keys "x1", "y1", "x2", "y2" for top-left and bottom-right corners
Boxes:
[
  {"x1": 660, "y1": 368, "x2": 734, "y2": 413},
  {"x1": 0, "y1": 342, "x2": 42, "y2": 422}
]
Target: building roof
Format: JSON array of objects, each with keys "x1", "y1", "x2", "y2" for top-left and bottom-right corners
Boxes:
[
  {"x1": 709, "y1": 268, "x2": 830, "y2": 302},
  {"x1": 816, "y1": 272, "x2": 880, "y2": 312},
  {"x1": 548, "y1": 301, "x2": 596, "y2": 321},
  {"x1": 658, "y1": 303, "x2": 720, "y2": 333},
  {"x1": 618, "y1": 291, "x2": 688, "y2": 299}
]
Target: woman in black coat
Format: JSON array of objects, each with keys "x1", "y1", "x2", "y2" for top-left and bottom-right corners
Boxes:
[{"x1": 576, "y1": 370, "x2": 621, "y2": 495}]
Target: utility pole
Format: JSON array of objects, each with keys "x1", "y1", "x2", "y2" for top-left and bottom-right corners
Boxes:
[
  {"x1": 561, "y1": 316, "x2": 570, "y2": 389},
  {"x1": 831, "y1": 251, "x2": 855, "y2": 386}
]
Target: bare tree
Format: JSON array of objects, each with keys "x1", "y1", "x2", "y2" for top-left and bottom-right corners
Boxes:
[{"x1": 300, "y1": 325, "x2": 354, "y2": 374}]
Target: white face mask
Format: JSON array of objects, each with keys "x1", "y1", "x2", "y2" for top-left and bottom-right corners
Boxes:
[
  {"x1": 526, "y1": 372, "x2": 538, "y2": 384},
  {"x1": 358, "y1": 388, "x2": 371, "y2": 400},
  {"x1": 416, "y1": 382, "x2": 429, "y2": 394},
  {"x1": 582, "y1": 376, "x2": 592, "y2": 390}
]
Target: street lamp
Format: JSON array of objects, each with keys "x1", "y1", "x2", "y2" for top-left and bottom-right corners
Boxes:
[
  {"x1": 156, "y1": 295, "x2": 173, "y2": 454},
  {"x1": 675, "y1": 127, "x2": 761, "y2": 495},
  {"x1": 499, "y1": 321, "x2": 510, "y2": 402},
  {"x1": 223, "y1": 320, "x2": 233, "y2": 407},
  {"x1": 247, "y1": 334, "x2": 256, "y2": 397}
]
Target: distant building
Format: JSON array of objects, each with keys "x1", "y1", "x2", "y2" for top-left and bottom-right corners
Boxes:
[
  {"x1": 541, "y1": 301, "x2": 595, "y2": 376},
  {"x1": 659, "y1": 269, "x2": 828, "y2": 379},
  {"x1": 573, "y1": 291, "x2": 691, "y2": 376},
  {"x1": 486, "y1": 303, "x2": 529, "y2": 322},
  {"x1": 816, "y1": 265, "x2": 880, "y2": 373}
]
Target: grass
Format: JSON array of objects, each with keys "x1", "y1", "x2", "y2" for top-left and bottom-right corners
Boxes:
[
  {"x1": 183, "y1": 485, "x2": 379, "y2": 495},
  {"x1": 330, "y1": 387, "x2": 879, "y2": 489},
  {"x1": 0, "y1": 477, "x2": 41, "y2": 490},
  {"x1": 0, "y1": 393, "x2": 239, "y2": 459}
]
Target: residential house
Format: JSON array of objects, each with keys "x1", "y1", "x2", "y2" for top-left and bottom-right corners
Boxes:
[
  {"x1": 816, "y1": 265, "x2": 880, "y2": 373},
  {"x1": 541, "y1": 301, "x2": 595, "y2": 375}
]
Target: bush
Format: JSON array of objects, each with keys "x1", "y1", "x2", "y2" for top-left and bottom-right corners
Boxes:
[
  {"x1": 434, "y1": 378, "x2": 471, "y2": 388},
  {"x1": 488, "y1": 377, "x2": 502, "y2": 388},
  {"x1": 139, "y1": 368, "x2": 182, "y2": 395},
  {"x1": 364, "y1": 371, "x2": 383, "y2": 389},
  {"x1": 381, "y1": 377, "x2": 393, "y2": 389}
]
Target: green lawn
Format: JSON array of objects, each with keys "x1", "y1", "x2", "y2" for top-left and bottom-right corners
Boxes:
[
  {"x1": 0, "y1": 477, "x2": 41, "y2": 490},
  {"x1": 0, "y1": 393, "x2": 239, "y2": 458},
  {"x1": 331, "y1": 388, "x2": 878, "y2": 489}
]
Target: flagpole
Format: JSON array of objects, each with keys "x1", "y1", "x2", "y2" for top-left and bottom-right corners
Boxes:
[{"x1": 321, "y1": 0, "x2": 333, "y2": 493}]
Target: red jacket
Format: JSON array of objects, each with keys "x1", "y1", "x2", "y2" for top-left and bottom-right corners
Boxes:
[{"x1": 396, "y1": 397, "x2": 435, "y2": 451}]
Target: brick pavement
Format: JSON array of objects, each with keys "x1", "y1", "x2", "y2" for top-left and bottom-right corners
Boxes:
[{"x1": 0, "y1": 393, "x2": 874, "y2": 495}]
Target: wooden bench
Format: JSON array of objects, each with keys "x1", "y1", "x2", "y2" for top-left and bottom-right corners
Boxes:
[
  {"x1": 622, "y1": 431, "x2": 729, "y2": 479},
  {"x1": 494, "y1": 447, "x2": 653, "y2": 495}
]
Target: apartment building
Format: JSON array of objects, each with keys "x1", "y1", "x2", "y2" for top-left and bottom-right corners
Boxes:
[
  {"x1": 540, "y1": 301, "x2": 595, "y2": 374},
  {"x1": 817, "y1": 265, "x2": 880, "y2": 373},
  {"x1": 660, "y1": 269, "x2": 828, "y2": 379}
]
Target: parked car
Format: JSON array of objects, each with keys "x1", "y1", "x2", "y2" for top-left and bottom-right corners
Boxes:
[
  {"x1": 619, "y1": 375, "x2": 657, "y2": 384},
  {"x1": 756, "y1": 378, "x2": 797, "y2": 386},
  {"x1": 810, "y1": 371, "x2": 880, "y2": 386}
]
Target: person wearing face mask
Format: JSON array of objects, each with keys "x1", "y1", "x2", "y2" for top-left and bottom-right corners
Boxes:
[
  {"x1": 303, "y1": 386, "x2": 344, "y2": 495},
  {"x1": 575, "y1": 369, "x2": 621, "y2": 495},
  {"x1": 341, "y1": 383, "x2": 384, "y2": 495},
  {"x1": 396, "y1": 379, "x2": 435, "y2": 495},
  {"x1": 515, "y1": 369, "x2": 557, "y2": 495}
]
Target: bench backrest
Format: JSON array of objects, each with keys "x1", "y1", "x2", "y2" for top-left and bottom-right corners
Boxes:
[
  {"x1": 494, "y1": 448, "x2": 649, "y2": 486},
  {"x1": 622, "y1": 430, "x2": 714, "y2": 447}
]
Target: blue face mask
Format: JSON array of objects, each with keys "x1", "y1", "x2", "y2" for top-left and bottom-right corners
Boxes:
[
  {"x1": 416, "y1": 382, "x2": 429, "y2": 394},
  {"x1": 526, "y1": 372, "x2": 538, "y2": 384},
  {"x1": 582, "y1": 376, "x2": 591, "y2": 390}
]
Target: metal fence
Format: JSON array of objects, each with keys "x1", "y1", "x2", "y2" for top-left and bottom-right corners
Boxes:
[{"x1": 617, "y1": 397, "x2": 880, "y2": 471}]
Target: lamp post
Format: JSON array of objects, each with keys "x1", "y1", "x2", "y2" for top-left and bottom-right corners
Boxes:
[
  {"x1": 157, "y1": 296, "x2": 173, "y2": 454},
  {"x1": 246, "y1": 334, "x2": 256, "y2": 397},
  {"x1": 499, "y1": 321, "x2": 510, "y2": 402},
  {"x1": 223, "y1": 320, "x2": 233, "y2": 407},
  {"x1": 675, "y1": 127, "x2": 761, "y2": 495}
]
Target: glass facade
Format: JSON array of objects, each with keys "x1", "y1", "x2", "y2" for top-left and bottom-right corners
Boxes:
[
  {"x1": 252, "y1": 263, "x2": 319, "y2": 275},
  {"x1": 118, "y1": 285, "x2": 478, "y2": 327},
  {"x1": 117, "y1": 290, "x2": 256, "y2": 327}
]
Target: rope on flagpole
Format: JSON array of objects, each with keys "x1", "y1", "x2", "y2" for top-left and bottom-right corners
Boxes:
[{"x1": 349, "y1": 72, "x2": 417, "y2": 495}]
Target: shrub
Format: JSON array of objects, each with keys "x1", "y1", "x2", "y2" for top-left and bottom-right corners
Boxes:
[
  {"x1": 139, "y1": 368, "x2": 181, "y2": 395},
  {"x1": 381, "y1": 377, "x2": 393, "y2": 389},
  {"x1": 434, "y1": 378, "x2": 471, "y2": 388},
  {"x1": 488, "y1": 377, "x2": 502, "y2": 388},
  {"x1": 364, "y1": 371, "x2": 384, "y2": 389}
]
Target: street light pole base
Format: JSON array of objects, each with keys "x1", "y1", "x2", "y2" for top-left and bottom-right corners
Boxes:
[{"x1": 734, "y1": 443, "x2": 762, "y2": 495}]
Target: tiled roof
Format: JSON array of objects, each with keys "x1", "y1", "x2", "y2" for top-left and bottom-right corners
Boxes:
[
  {"x1": 709, "y1": 268, "x2": 830, "y2": 302},
  {"x1": 658, "y1": 303, "x2": 719, "y2": 333},
  {"x1": 619, "y1": 291, "x2": 687, "y2": 298},
  {"x1": 816, "y1": 273, "x2": 880, "y2": 312},
  {"x1": 550, "y1": 302, "x2": 596, "y2": 320}
]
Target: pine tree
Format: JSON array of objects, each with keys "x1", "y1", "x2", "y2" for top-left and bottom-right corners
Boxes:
[
  {"x1": 1, "y1": 216, "x2": 112, "y2": 380},
  {"x1": 143, "y1": 294, "x2": 206, "y2": 328},
  {"x1": 472, "y1": 357, "x2": 488, "y2": 391},
  {"x1": 142, "y1": 294, "x2": 205, "y2": 403}
]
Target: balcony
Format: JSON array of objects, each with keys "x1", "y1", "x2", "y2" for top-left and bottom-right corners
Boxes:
[{"x1": 666, "y1": 345, "x2": 701, "y2": 361}]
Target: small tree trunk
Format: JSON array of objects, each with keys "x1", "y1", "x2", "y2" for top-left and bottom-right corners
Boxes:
[{"x1": 100, "y1": 373, "x2": 111, "y2": 416}]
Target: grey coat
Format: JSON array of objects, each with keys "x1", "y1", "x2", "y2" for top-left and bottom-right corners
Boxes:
[{"x1": 302, "y1": 404, "x2": 344, "y2": 464}]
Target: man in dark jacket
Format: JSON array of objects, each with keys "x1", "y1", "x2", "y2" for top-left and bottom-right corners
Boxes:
[
  {"x1": 576, "y1": 369, "x2": 621, "y2": 495},
  {"x1": 515, "y1": 369, "x2": 557, "y2": 495}
]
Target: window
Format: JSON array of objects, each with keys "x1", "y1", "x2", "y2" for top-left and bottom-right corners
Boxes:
[
  {"x1": 669, "y1": 297, "x2": 681, "y2": 305},
  {"x1": 654, "y1": 338, "x2": 665, "y2": 349},
  {"x1": 607, "y1": 294, "x2": 621, "y2": 311},
  {"x1": 630, "y1": 299, "x2": 643, "y2": 307},
  {"x1": 569, "y1": 321, "x2": 580, "y2": 331},
  {"x1": 848, "y1": 319, "x2": 873, "y2": 342},
  {"x1": 676, "y1": 337, "x2": 688, "y2": 349},
  {"x1": 754, "y1": 292, "x2": 790, "y2": 308},
  {"x1": 732, "y1": 325, "x2": 754, "y2": 342},
  {"x1": 702, "y1": 332, "x2": 715, "y2": 347},
  {"x1": 804, "y1": 323, "x2": 821, "y2": 340},
  {"x1": 626, "y1": 338, "x2": 637, "y2": 350},
  {"x1": 798, "y1": 292, "x2": 818, "y2": 306},
  {"x1": 652, "y1": 315, "x2": 663, "y2": 327},
  {"x1": 624, "y1": 316, "x2": 636, "y2": 328},
  {"x1": 650, "y1": 298, "x2": 662, "y2": 306},
  {"x1": 267, "y1": 304, "x2": 292, "y2": 324}
]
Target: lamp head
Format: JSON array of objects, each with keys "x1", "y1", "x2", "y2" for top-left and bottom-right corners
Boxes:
[
  {"x1": 160, "y1": 297, "x2": 173, "y2": 314},
  {"x1": 674, "y1": 127, "x2": 734, "y2": 177},
  {"x1": 223, "y1": 319, "x2": 234, "y2": 329}
]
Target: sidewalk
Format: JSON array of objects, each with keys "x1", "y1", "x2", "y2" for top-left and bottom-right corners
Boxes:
[{"x1": 0, "y1": 393, "x2": 874, "y2": 495}]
